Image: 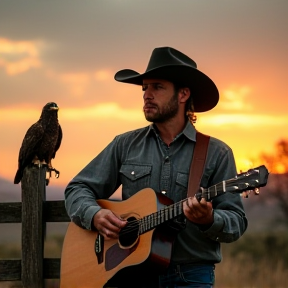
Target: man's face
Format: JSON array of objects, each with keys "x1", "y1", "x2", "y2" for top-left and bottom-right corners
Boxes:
[{"x1": 142, "y1": 79, "x2": 179, "y2": 123}]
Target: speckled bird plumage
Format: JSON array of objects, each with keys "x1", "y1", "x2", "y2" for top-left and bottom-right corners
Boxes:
[{"x1": 14, "y1": 102, "x2": 62, "y2": 184}]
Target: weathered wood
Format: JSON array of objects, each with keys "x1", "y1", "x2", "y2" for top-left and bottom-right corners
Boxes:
[
  {"x1": 0, "y1": 258, "x2": 61, "y2": 280},
  {"x1": 21, "y1": 165, "x2": 46, "y2": 288},
  {"x1": 45, "y1": 200, "x2": 70, "y2": 222},
  {"x1": 0, "y1": 259, "x2": 21, "y2": 281},
  {"x1": 0, "y1": 201, "x2": 70, "y2": 223},
  {"x1": 0, "y1": 202, "x2": 22, "y2": 223},
  {"x1": 43, "y1": 258, "x2": 61, "y2": 279},
  {"x1": 0, "y1": 165, "x2": 71, "y2": 285}
]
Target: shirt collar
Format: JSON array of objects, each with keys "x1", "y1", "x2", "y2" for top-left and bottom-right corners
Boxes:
[
  {"x1": 146, "y1": 121, "x2": 197, "y2": 142},
  {"x1": 182, "y1": 121, "x2": 197, "y2": 142}
]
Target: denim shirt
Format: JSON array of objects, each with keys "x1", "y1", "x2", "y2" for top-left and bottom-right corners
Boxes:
[{"x1": 65, "y1": 121, "x2": 247, "y2": 264}]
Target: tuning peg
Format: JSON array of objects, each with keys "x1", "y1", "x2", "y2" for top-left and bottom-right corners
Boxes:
[
  {"x1": 253, "y1": 188, "x2": 260, "y2": 195},
  {"x1": 241, "y1": 191, "x2": 250, "y2": 198}
]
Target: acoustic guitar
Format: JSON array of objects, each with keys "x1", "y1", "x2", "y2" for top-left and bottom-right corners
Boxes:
[{"x1": 60, "y1": 165, "x2": 269, "y2": 288}]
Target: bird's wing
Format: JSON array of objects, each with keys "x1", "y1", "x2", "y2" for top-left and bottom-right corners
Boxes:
[
  {"x1": 18, "y1": 121, "x2": 45, "y2": 168},
  {"x1": 52, "y1": 124, "x2": 62, "y2": 159}
]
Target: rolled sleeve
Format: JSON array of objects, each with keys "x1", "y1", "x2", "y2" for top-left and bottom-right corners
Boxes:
[{"x1": 64, "y1": 137, "x2": 122, "y2": 230}]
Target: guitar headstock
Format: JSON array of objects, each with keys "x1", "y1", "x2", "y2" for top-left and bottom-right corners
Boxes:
[
  {"x1": 196, "y1": 165, "x2": 269, "y2": 201},
  {"x1": 235, "y1": 165, "x2": 269, "y2": 198}
]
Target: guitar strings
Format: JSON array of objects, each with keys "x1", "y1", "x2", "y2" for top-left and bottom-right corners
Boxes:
[
  {"x1": 118, "y1": 177, "x2": 255, "y2": 236},
  {"x1": 119, "y1": 200, "x2": 186, "y2": 236}
]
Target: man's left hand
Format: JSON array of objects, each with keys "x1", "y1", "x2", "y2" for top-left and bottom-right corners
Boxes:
[{"x1": 183, "y1": 196, "x2": 214, "y2": 225}]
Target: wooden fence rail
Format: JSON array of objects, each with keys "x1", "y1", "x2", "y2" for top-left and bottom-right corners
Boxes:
[{"x1": 0, "y1": 165, "x2": 70, "y2": 288}]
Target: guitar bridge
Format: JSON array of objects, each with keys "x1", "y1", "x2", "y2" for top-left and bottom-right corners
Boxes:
[{"x1": 95, "y1": 234, "x2": 104, "y2": 264}]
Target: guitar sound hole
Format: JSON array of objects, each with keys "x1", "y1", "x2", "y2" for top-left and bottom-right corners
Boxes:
[{"x1": 118, "y1": 216, "x2": 139, "y2": 248}]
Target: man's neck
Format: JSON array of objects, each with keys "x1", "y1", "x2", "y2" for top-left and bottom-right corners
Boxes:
[{"x1": 154, "y1": 117, "x2": 187, "y2": 146}]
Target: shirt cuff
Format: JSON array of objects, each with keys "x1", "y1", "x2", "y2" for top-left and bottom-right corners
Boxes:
[
  {"x1": 202, "y1": 210, "x2": 224, "y2": 236},
  {"x1": 83, "y1": 205, "x2": 101, "y2": 230}
]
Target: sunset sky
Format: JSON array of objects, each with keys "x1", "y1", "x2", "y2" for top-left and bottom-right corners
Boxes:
[{"x1": 0, "y1": 0, "x2": 287, "y2": 189}]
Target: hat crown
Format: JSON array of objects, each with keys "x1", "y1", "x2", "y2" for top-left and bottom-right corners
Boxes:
[{"x1": 146, "y1": 47, "x2": 197, "y2": 72}]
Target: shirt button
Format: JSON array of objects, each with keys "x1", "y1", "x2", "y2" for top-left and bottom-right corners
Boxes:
[
  {"x1": 131, "y1": 171, "x2": 135, "y2": 175},
  {"x1": 161, "y1": 191, "x2": 167, "y2": 194}
]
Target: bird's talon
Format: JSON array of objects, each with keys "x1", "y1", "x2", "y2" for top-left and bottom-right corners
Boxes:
[
  {"x1": 49, "y1": 167, "x2": 60, "y2": 178},
  {"x1": 55, "y1": 170, "x2": 60, "y2": 178}
]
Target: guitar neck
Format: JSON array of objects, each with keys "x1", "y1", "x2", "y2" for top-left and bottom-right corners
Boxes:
[
  {"x1": 138, "y1": 165, "x2": 268, "y2": 235},
  {"x1": 139, "y1": 180, "x2": 230, "y2": 234},
  {"x1": 139, "y1": 199, "x2": 185, "y2": 234}
]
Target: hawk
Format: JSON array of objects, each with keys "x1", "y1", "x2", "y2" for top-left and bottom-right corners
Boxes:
[{"x1": 14, "y1": 102, "x2": 62, "y2": 185}]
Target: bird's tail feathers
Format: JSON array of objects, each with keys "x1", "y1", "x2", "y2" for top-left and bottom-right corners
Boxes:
[{"x1": 14, "y1": 169, "x2": 23, "y2": 184}]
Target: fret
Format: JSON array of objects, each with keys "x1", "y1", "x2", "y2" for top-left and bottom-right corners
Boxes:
[
  {"x1": 147, "y1": 215, "x2": 151, "y2": 230},
  {"x1": 169, "y1": 204, "x2": 173, "y2": 219},
  {"x1": 153, "y1": 212, "x2": 157, "y2": 227},
  {"x1": 160, "y1": 208, "x2": 164, "y2": 223},
  {"x1": 139, "y1": 220, "x2": 144, "y2": 234},
  {"x1": 206, "y1": 188, "x2": 211, "y2": 201},
  {"x1": 142, "y1": 217, "x2": 146, "y2": 232},
  {"x1": 144, "y1": 217, "x2": 147, "y2": 231},
  {"x1": 222, "y1": 180, "x2": 226, "y2": 192},
  {"x1": 177, "y1": 202, "x2": 182, "y2": 216},
  {"x1": 174, "y1": 202, "x2": 177, "y2": 217}
]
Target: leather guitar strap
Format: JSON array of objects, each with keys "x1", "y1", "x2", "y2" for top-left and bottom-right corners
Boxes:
[{"x1": 187, "y1": 132, "x2": 210, "y2": 198}]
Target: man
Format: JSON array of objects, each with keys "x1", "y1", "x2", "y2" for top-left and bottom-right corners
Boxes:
[{"x1": 65, "y1": 47, "x2": 247, "y2": 287}]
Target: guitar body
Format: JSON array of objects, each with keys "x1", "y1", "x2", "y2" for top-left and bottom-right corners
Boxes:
[{"x1": 60, "y1": 188, "x2": 175, "y2": 288}]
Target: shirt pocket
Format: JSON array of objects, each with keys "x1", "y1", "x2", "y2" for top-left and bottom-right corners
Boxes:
[{"x1": 120, "y1": 164, "x2": 152, "y2": 198}]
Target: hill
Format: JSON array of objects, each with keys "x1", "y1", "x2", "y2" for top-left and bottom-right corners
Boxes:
[{"x1": 0, "y1": 176, "x2": 65, "y2": 202}]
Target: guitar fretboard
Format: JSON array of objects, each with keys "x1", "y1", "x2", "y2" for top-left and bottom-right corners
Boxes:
[
  {"x1": 139, "y1": 199, "x2": 185, "y2": 234},
  {"x1": 129, "y1": 165, "x2": 267, "y2": 236}
]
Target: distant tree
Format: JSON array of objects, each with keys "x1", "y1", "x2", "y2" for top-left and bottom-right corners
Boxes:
[
  {"x1": 260, "y1": 139, "x2": 288, "y2": 227},
  {"x1": 261, "y1": 140, "x2": 288, "y2": 173}
]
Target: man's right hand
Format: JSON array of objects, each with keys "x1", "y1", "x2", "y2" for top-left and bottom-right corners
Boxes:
[{"x1": 93, "y1": 209, "x2": 127, "y2": 240}]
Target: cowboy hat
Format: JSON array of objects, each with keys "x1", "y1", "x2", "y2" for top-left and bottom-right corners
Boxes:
[{"x1": 114, "y1": 47, "x2": 219, "y2": 112}]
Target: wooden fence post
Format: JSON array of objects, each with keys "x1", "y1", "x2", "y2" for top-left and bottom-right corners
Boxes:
[{"x1": 21, "y1": 165, "x2": 46, "y2": 288}]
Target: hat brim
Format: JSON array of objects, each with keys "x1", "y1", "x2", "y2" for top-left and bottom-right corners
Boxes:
[{"x1": 114, "y1": 65, "x2": 219, "y2": 112}]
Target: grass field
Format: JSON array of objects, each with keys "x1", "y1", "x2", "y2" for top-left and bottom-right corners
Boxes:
[{"x1": 0, "y1": 231, "x2": 287, "y2": 288}]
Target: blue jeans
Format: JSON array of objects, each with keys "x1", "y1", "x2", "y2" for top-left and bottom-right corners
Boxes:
[{"x1": 159, "y1": 264, "x2": 215, "y2": 288}]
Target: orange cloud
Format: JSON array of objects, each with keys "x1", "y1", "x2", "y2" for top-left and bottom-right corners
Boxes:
[
  {"x1": 0, "y1": 107, "x2": 39, "y2": 122},
  {"x1": 219, "y1": 85, "x2": 253, "y2": 111},
  {"x1": 61, "y1": 103, "x2": 144, "y2": 121},
  {"x1": 58, "y1": 72, "x2": 91, "y2": 97},
  {"x1": 0, "y1": 103, "x2": 144, "y2": 122},
  {"x1": 94, "y1": 70, "x2": 113, "y2": 81},
  {"x1": 45, "y1": 69, "x2": 112, "y2": 97},
  {"x1": 0, "y1": 38, "x2": 42, "y2": 75},
  {"x1": 198, "y1": 113, "x2": 288, "y2": 128}
]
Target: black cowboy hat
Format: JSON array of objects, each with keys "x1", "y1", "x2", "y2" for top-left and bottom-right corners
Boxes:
[{"x1": 114, "y1": 47, "x2": 219, "y2": 112}]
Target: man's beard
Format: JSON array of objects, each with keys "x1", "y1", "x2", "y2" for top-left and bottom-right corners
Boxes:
[{"x1": 144, "y1": 93, "x2": 179, "y2": 123}]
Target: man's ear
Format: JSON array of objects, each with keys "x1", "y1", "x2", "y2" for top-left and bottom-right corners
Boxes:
[{"x1": 179, "y1": 88, "x2": 191, "y2": 103}]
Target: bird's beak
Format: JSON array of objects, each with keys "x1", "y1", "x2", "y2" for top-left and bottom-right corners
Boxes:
[{"x1": 50, "y1": 107, "x2": 59, "y2": 110}]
